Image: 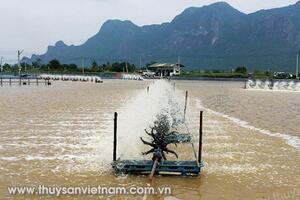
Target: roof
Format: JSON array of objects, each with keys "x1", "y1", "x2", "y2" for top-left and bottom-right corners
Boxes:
[{"x1": 148, "y1": 63, "x2": 184, "y2": 68}]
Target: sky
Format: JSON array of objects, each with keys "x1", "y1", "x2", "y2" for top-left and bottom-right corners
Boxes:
[{"x1": 0, "y1": 0, "x2": 298, "y2": 63}]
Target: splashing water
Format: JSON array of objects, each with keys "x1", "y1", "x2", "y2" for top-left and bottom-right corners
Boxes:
[
  {"x1": 246, "y1": 79, "x2": 300, "y2": 91},
  {"x1": 0, "y1": 80, "x2": 188, "y2": 174},
  {"x1": 97, "y1": 80, "x2": 187, "y2": 164}
]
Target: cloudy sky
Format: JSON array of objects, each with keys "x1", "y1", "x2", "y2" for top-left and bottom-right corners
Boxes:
[{"x1": 0, "y1": 0, "x2": 298, "y2": 62}]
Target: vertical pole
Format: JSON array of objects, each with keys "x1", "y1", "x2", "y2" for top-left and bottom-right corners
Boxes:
[
  {"x1": 0, "y1": 56, "x2": 3, "y2": 75},
  {"x1": 113, "y1": 112, "x2": 118, "y2": 162},
  {"x1": 177, "y1": 56, "x2": 181, "y2": 75},
  {"x1": 18, "y1": 51, "x2": 20, "y2": 76},
  {"x1": 198, "y1": 111, "x2": 203, "y2": 164},
  {"x1": 139, "y1": 56, "x2": 142, "y2": 69},
  {"x1": 296, "y1": 52, "x2": 299, "y2": 79},
  {"x1": 82, "y1": 58, "x2": 85, "y2": 74},
  {"x1": 19, "y1": 76, "x2": 21, "y2": 86},
  {"x1": 0, "y1": 57, "x2": 3, "y2": 87},
  {"x1": 149, "y1": 158, "x2": 158, "y2": 180},
  {"x1": 173, "y1": 82, "x2": 175, "y2": 92},
  {"x1": 28, "y1": 78, "x2": 30, "y2": 85},
  {"x1": 9, "y1": 77, "x2": 11, "y2": 86},
  {"x1": 17, "y1": 50, "x2": 23, "y2": 77},
  {"x1": 270, "y1": 79, "x2": 274, "y2": 90},
  {"x1": 183, "y1": 91, "x2": 188, "y2": 120},
  {"x1": 147, "y1": 86, "x2": 149, "y2": 93},
  {"x1": 36, "y1": 78, "x2": 38, "y2": 86}
]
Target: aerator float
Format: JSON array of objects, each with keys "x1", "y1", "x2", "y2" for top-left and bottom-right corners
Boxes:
[{"x1": 111, "y1": 111, "x2": 204, "y2": 177}]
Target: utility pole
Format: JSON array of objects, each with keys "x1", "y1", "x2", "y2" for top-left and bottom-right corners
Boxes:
[
  {"x1": 18, "y1": 50, "x2": 23, "y2": 76},
  {"x1": 125, "y1": 61, "x2": 128, "y2": 73},
  {"x1": 177, "y1": 56, "x2": 181, "y2": 75},
  {"x1": 139, "y1": 56, "x2": 142, "y2": 69},
  {"x1": 81, "y1": 58, "x2": 85, "y2": 74},
  {"x1": 296, "y1": 51, "x2": 299, "y2": 79},
  {"x1": 0, "y1": 56, "x2": 3, "y2": 74}
]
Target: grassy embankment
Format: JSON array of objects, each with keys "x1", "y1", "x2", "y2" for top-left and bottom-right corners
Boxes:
[{"x1": 179, "y1": 70, "x2": 273, "y2": 79}]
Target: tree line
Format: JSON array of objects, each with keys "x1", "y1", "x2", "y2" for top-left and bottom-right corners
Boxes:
[{"x1": 0, "y1": 59, "x2": 137, "y2": 74}]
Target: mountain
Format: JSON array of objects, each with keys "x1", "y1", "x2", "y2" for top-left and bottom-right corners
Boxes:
[{"x1": 23, "y1": 1, "x2": 300, "y2": 71}]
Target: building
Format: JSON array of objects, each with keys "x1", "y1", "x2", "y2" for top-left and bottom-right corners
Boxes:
[{"x1": 147, "y1": 63, "x2": 184, "y2": 77}]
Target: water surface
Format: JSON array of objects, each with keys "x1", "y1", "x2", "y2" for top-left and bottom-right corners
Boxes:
[{"x1": 0, "y1": 80, "x2": 299, "y2": 200}]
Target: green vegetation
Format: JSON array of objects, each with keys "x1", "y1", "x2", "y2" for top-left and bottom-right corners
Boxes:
[
  {"x1": 180, "y1": 71, "x2": 248, "y2": 78},
  {"x1": 234, "y1": 66, "x2": 247, "y2": 74},
  {"x1": 0, "y1": 59, "x2": 136, "y2": 75},
  {"x1": 179, "y1": 66, "x2": 277, "y2": 79},
  {"x1": 1, "y1": 61, "x2": 296, "y2": 80},
  {"x1": 252, "y1": 70, "x2": 272, "y2": 79},
  {"x1": 180, "y1": 66, "x2": 247, "y2": 78}
]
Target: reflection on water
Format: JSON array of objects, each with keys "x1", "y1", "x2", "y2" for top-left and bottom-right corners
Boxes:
[{"x1": 0, "y1": 80, "x2": 299, "y2": 200}]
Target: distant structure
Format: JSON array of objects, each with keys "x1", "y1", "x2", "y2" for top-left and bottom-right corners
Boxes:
[{"x1": 147, "y1": 63, "x2": 184, "y2": 77}]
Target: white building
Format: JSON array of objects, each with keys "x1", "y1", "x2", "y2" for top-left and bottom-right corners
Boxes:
[{"x1": 147, "y1": 63, "x2": 183, "y2": 77}]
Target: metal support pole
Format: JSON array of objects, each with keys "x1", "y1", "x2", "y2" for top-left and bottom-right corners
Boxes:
[
  {"x1": 147, "y1": 86, "x2": 149, "y2": 93},
  {"x1": 183, "y1": 91, "x2": 188, "y2": 120},
  {"x1": 0, "y1": 77, "x2": 2, "y2": 87},
  {"x1": 113, "y1": 112, "x2": 118, "y2": 162},
  {"x1": 36, "y1": 78, "x2": 38, "y2": 86},
  {"x1": 149, "y1": 158, "x2": 158, "y2": 180},
  {"x1": 297, "y1": 52, "x2": 299, "y2": 79},
  {"x1": 0, "y1": 56, "x2": 3, "y2": 74},
  {"x1": 82, "y1": 58, "x2": 85, "y2": 74},
  {"x1": 173, "y1": 82, "x2": 175, "y2": 91},
  {"x1": 198, "y1": 111, "x2": 203, "y2": 164},
  {"x1": 9, "y1": 77, "x2": 11, "y2": 86},
  {"x1": 19, "y1": 76, "x2": 21, "y2": 86},
  {"x1": 270, "y1": 79, "x2": 274, "y2": 90}
]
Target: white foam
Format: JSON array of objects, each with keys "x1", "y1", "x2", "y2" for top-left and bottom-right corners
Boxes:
[
  {"x1": 0, "y1": 154, "x2": 96, "y2": 161},
  {"x1": 196, "y1": 100, "x2": 300, "y2": 150},
  {"x1": 246, "y1": 80, "x2": 300, "y2": 92}
]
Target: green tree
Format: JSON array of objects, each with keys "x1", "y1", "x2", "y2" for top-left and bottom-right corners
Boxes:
[
  {"x1": 235, "y1": 66, "x2": 247, "y2": 74},
  {"x1": 48, "y1": 59, "x2": 61, "y2": 70},
  {"x1": 32, "y1": 58, "x2": 42, "y2": 69},
  {"x1": 111, "y1": 62, "x2": 123, "y2": 72},
  {"x1": 127, "y1": 63, "x2": 136, "y2": 72},
  {"x1": 91, "y1": 61, "x2": 98, "y2": 72},
  {"x1": 3, "y1": 63, "x2": 11, "y2": 71},
  {"x1": 68, "y1": 64, "x2": 78, "y2": 71}
]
